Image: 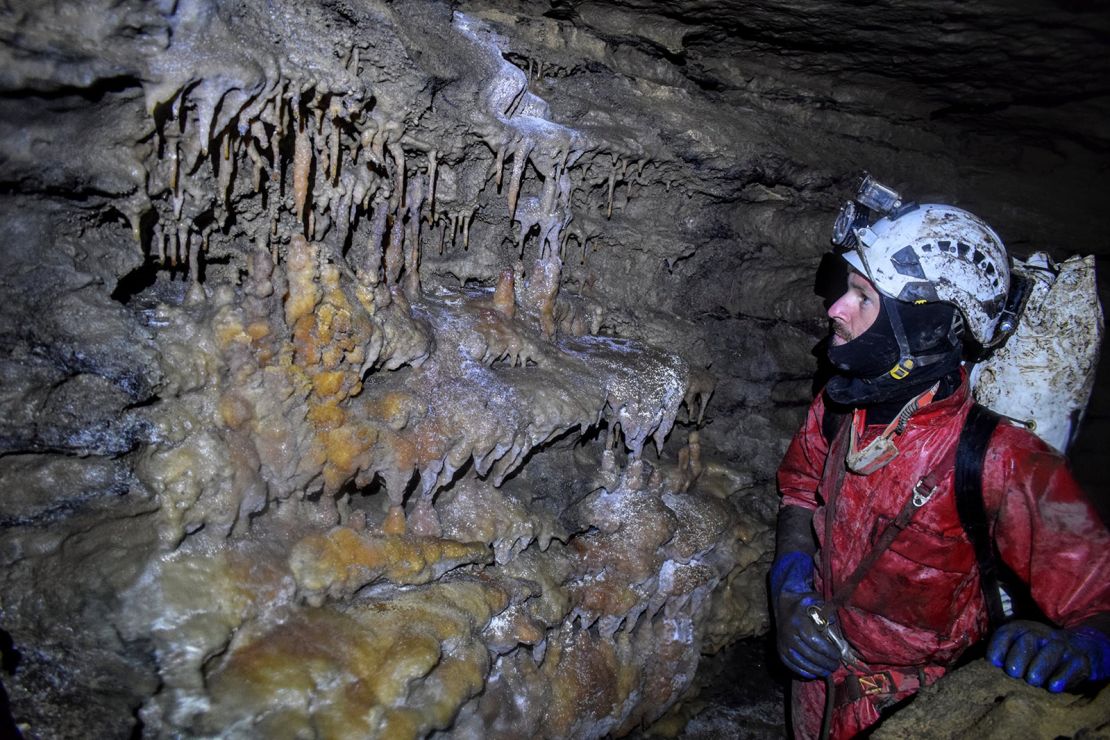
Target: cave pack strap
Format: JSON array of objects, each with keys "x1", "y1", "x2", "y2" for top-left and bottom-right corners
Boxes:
[
  {"x1": 954, "y1": 403, "x2": 1012, "y2": 628},
  {"x1": 953, "y1": 404, "x2": 1045, "y2": 628}
]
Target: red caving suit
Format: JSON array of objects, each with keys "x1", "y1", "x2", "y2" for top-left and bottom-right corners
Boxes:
[{"x1": 778, "y1": 377, "x2": 1110, "y2": 739}]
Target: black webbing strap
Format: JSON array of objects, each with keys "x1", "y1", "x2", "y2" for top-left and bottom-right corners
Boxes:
[{"x1": 955, "y1": 404, "x2": 1006, "y2": 627}]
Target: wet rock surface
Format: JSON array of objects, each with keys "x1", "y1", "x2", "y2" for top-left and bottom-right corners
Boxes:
[
  {"x1": 874, "y1": 659, "x2": 1110, "y2": 740},
  {"x1": 0, "y1": 0, "x2": 1107, "y2": 737}
]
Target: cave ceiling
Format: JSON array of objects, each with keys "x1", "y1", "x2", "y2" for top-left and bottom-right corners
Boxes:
[{"x1": 0, "y1": 0, "x2": 1107, "y2": 737}]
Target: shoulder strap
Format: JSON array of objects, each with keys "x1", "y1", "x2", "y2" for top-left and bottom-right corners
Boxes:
[
  {"x1": 820, "y1": 415, "x2": 852, "y2": 601},
  {"x1": 821, "y1": 405, "x2": 845, "y2": 445},
  {"x1": 955, "y1": 404, "x2": 1045, "y2": 629},
  {"x1": 955, "y1": 404, "x2": 1007, "y2": 627}
]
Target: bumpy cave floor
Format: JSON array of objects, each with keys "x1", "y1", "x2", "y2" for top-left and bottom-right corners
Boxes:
[
  {"x1": 688, "y1": 638, "x2": 787, "y2": 740},
  {"x1": 639, "y1": 636, "x2": 788, "y2": 740}
]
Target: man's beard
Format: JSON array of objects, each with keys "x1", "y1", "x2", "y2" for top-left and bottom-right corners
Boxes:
[{"x1": 830, "y1": 319, "x2": 853, "y2": 344}]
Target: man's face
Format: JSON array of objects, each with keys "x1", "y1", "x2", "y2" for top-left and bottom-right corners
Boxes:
[{"x1": 828, "y1": 269, "x2": 881, "y2": 346}]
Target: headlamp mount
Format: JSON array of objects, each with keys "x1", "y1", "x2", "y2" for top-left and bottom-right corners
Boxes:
[{"x1": 830, "y1": 173, "x2": 904, "y2": 248}]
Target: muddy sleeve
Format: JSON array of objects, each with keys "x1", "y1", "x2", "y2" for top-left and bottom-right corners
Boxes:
[
  {"x1": 986, "y1": 425, "x2": 1110, "y2": 628},
  {"x1": 777, "y1": 393, "x2": 830, "y2": 512}
]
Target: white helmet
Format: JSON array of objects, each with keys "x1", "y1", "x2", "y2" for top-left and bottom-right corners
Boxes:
[{"x1": 832, "y1": 177, "x2": 1011, "y2": 347}]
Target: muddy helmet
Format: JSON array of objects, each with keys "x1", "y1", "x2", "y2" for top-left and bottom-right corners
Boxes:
[{"x1": 832, "y1": 177, "x2": 1011, "y2": 347}]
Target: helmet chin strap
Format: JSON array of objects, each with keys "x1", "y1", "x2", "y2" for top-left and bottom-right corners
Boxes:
[{"x1": 881, "y1": 295, "x2": 953, "y2": 381}]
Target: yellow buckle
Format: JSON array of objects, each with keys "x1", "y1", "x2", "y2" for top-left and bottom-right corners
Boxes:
[
  {"x1": 889, "y1": 359, "x2": 914, "y2": 380},
  {"x1": 858, "y1": 672, "x2": 894, "y2": 696}
]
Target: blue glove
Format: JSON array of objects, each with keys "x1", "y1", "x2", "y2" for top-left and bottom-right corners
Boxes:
[
  {"x1": 770, "y1": 551, "x2": 842, "y2": 679},
  {"x1": 987, "y1": 620, "x2": 1110, "y2": 692}
]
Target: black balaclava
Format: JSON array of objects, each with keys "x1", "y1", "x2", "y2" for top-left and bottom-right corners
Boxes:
[{"x1": 826, "y1": 294, "x2": 963, "y2": 423}]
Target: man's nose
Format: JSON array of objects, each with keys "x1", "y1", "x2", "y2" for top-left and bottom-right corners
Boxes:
[{"x1": 828, "y1": 293, "x2": 850, "y2": 322}]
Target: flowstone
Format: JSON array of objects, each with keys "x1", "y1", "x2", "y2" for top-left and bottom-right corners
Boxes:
[{"x1": 115, "y1": 232, "x2": 766, "y2": 737}]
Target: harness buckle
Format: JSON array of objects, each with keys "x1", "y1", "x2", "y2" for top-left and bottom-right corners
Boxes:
[
  {"x1": 912, "y1": 478, "x2": 937, "y2": 507},
  {"x1": 857, "y1": 672, "x2": 894, "y2": 696},
  {"x1": 888, "y1": 359, "x2": 914, "y2": 380}
]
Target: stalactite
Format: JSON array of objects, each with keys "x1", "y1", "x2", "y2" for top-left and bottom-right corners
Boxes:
[
  {"x1": 172, "y1": 224, "x2": 184, "y2": 266},
  {"x1": 494, "y1": 143, "x2": 506, "y2": 190},
  {"x1": 403, "y1": 175, "x2": 425, "y2": 299},
  {"x1": 607, "y1": 156, "x2": 623, "y2": 219},
  {"x1": 218, "y1": 136, "x2": 236, "y2": 220},
  {"x1": 426, "y1": 149, "x2": 438, "y2": 222},
  {"x1": 335, "y1": 189, "x2": 353, "y2": 252},
  {"x1": 170, "y1": 139, "x2": 181, "y2": 196},
  {"x1": 247, "y1": 139, "x2": 265, "y2": 192},
  {"x1": 293, "y1": 111, "x2": 313, "y2": 231},
  {"x1": 329, "y1": 116, "x2": 341, "y2": 186},
  {"x1": 172, "y1": 188, "x2": 184, "y2": 221},
  {"x1": 507, "y1": 137, "x2": 533, "y2": 220},
  {"x1": 371, "y1": 127, "x2": 386, "y2": 166},
  {"x1": 385, "y1": 190, "x2": 404, "y2": 285},
  {"x1": 388, "y1": 140, "x2": 406, "y2": 210}
]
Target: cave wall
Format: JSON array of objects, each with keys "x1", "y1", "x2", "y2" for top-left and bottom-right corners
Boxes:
[{"x1": 0, "y1": 1, "x2": 1107, "y2": 738}]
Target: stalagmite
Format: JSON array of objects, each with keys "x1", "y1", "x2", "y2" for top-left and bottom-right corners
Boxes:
[
  {"x1": 493, "y1": 267, "x2": 515, "y2": 318},
  {"x1": 530, "y1": 257, "x2": 561, "y2": 340},
  {"x1": 188, "y1": 229, "x2": 199, "y2": 284}
]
